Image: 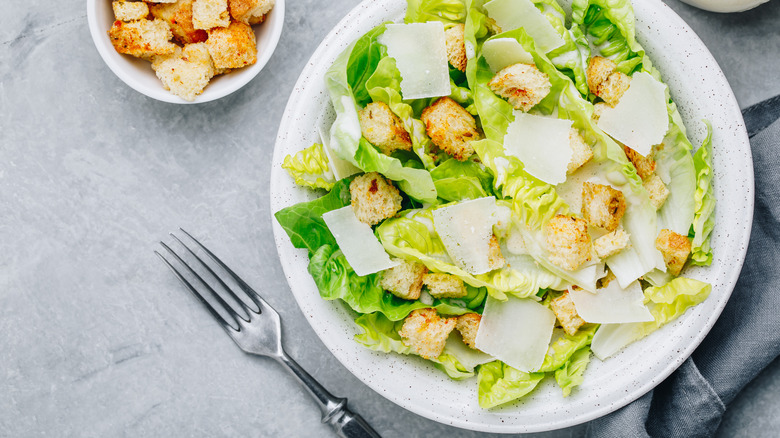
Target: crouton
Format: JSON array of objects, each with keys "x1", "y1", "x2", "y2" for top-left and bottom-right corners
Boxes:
[
  {"x1": 488, "y1": 63, "x2": 551, "y2": 112},
  {"x1": 550, "y1": 292, "x2": 586, "y2": 336},
  {"x1": 592, "y1": 102, "x2": 609, "y2": 123},
  {"x1": 228, "y1": 0, "x2": 274, "y2": 24},
  {"x1": 380, "y1": 259, "x2": 427, "y2": 300},
  {"x1": 587, "y1": 56, "x2": 616, "y2": 97},
  {"x1": 150, "y1": 0, "x2": 208, "y2": 44},
  {"x1": 568, "y1": 129, "x2": 593, "y2": 174},
  {"x1": 582, "y1": 182, "x2": 626, "y2": 232},
  {"x1": 112, "y1": 1, "x2": 149, "y2": 21},
  {"x1": 624, "y1": 146, "x2": 656, "y2": 180},
  {"x1": 421, "y1": 97, "x2": 481, "y2": 161},
  {"x1": 487, "y1": 234, "x2": 506, "y2": 271},
  {"x1": 349, "y1": 172, "x2": 403, "y2": 226},
  {"x1": 205, "y1": 21, "x2": 257, "y2": 69},
  {"x1": 594, "y1": 228, "x2": 631, "y2": 259},
  {"x1": 151, "y1": 43, "x2": 216, "y2": 101},
  {"x1": 358, "y1": 102, "x2": 412, "y2": 156},
  {"x1": 422, "y1": 273, "x2": 467, "y2": 299},
  {"x1": 546, "y1": 215, "x2": 592, "y2": 271},
  {"x1": 643, "y1": 173, "x2": 670, "y2": 210},
  {"x1": 456, "y1": 313, "x2": 482, "y2": 349},
  {"x1": 108, "y1": 19, "x2": 177, "y2": 59},
  {"x1": 656, "y1": 229, "x2": 691, "y2": 276},
  {"x1": 192, "y1": 0, "x2": 230, "y2": 29},
  {"x1": 445, "y1": 23, "x2": 467, "y2": 72},
  {"x1": 399, "y1": 308, "x2": 457, "y2": 359}
]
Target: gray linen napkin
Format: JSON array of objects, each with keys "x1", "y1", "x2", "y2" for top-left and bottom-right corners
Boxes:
[{"x1": 586, "y1": 96, "x2": 780, "y2": 438}]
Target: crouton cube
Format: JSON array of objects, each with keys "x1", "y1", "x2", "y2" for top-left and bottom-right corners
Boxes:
[
  {"x1": 150, "y1": 0, "x2": 208, "y2": 44},
  {"x1": 422, "y1": 273, "x2": 467, "y2": 299},
  {"x1": 349, "y1": 172, "x2": 403, "y2": 226},
  {"x1": 421, "y1": 97, "x2": 481, "y2": 161},
  {"x1": 112, "y1": 1, "x2": 149, "y2": 21},
  {"x1": 399, "y1": 308, "x2": 457, "y2": 359},
  {"x1": 488, "y1": 63, "x2": 552, "y2": 112},
  {"x1": 598, "y1": 71, "x2": 631, "y2": 106},
  {"x1": 379, "y1": 259, "x2": 427, "y2": 300},
  {"x1": 594, "y1": 228, "x2": 631, "y2": 259},
  {"x1": 568, "y1": 129, "x2": 593, "y2": 174},
  {"x1": 358, "y1": 102, "x2": 412, "y2": 156},
  {"x1": 108, "y1": 19, "x2": 177, "y2": 59},
  {"x1": 205, "y1": 21, "x2": 257, "y2": 69},
  {"x1": 228, "y1": 0, "x2": 274, "y2": 24},
  {"x1": 582, "y1": 182, "x2": 626, "y2": 232},
  {"x1": 550, "y1": 292, "x2": 586, "y2": 336},
  {"x1": 487, "y1": 234, "x2": 506, "y2": 271},
  {"x1": 151, "y1": 43, "x2": 216, "y2": 101},
  {"x1": 456, "y1": 313, "x2": 482, "y2": 349},
  {"x1": 546, "y1": 215, "x2": 592, "y2": 271},
  {"x1": 644, "y1": 173, "x2": 670, "y2": 210},
  {"x1": 445, "y1": 23, "x2": 467, "y2": 72},
  {"x1": 624, "y1": 145, "x2": 656, "y2": 180},
  {"x1": 192, "y1": 0, "x2": 230, "y2": 29},
  {"x1": 656, "y1": 229, "x2": 691, "y2": 276},
  {"x1": 587, "y1": 56, "x2": 616, "y2": 97}
]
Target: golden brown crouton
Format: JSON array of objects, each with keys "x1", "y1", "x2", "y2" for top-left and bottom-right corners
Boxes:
[
  {"x1": 445, "y1": 23, "x2": 467, "y2": 72},
  {"x1": 422, "y1": 273, "x2": 467, "y2": 299},
  {"x1": 546, "y1": 215, "x2": 592, "y2": 271},
  {"x1": 399, "y1": 308, "x2": 457, "y2": 359},
  {"x1": 644, "y1": 173, "x2": 670, "y2": 210},
  {"x1": 379, "y1": 260, "x2": 427, "y2": 300},
  {"x1": 349, "y1": 172, "x2": 403, "y2": 226},
  {"x1": 599, "y1": 71, "x2": 631, "y2": 106},
  {"x1": 582, "y1": 182, "x2": 626, "y2": 232},
  {"x1": 487, "y1": 234, "x2": 506, "y2": 271},
  {"x1": 587, "y1": 56, "x2": 616, "y2": 97},
  {"x1": 108, "y1": 19, "x2": 177, "y2": 59},
  {"x1": 228, "y1": 0, "x2": 274, "y2": 24},
  {"x1": 568, "y1": 129, "x2": 593, "y2": 174},
  {"x1": 488, "y1": 63, "x2": 551, "y2": 112},
  {"x1": 421, "y1": 97, "x2": 481, "y2": 161},
  {"x1": 656, "y1": 229, "x2": 691, "y2": 276},
  {"x1": 358, "y1": 102, "x2": 412, "y2": 156},
  {"x1": 205, "y1": 21, "x2": 257, "y2": 69},
  {"x1": 112, "y1": 1, "x2": 149, "y2": 21},
  {"x1": 192, "y1": 0, "x2": 230, "y2": 29},
  {"x1": 456, "y1": 313, "x2": 482, "y2": 349},
  {"x1": 594, "y1": 228, "x2": 631, "y2": 259},
  {"x1": 550, "y1": 292, "x2": 586, "y2": 336},
  {"x1": 150, "y1": 0, "x2": 208, "y2": 44},
  {"x1": 151, "y1": 43, "x2": 216, "y2": 101},
  {"x1": 587, "y1": 56, "x2": 631, "y2": 105},
  {"x1": 624, "y1": 146, "x2": 657, "y2": 180}
]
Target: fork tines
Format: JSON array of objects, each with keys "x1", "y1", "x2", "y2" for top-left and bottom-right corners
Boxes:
[{"x1": 155, "y1": 229, "x2": 267, "y2": 332}]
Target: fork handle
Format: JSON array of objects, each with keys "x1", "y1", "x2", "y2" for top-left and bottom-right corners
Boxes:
[{"x1": 276, "y1": 353, "x2": 381, "y2": 438}]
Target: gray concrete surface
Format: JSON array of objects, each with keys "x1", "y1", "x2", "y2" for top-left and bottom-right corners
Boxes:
[{"x1": 1, "y1": 0, "x2": 778, "y2": 436}]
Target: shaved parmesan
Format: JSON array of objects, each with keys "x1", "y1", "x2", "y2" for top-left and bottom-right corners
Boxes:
[
  {"x1": 503, "y1": 112, "x2": 573, "y2": 185},
  {"x1": 484, "y1": 0, "x2": 565, "y2": 53},
  {"x1": 442, "y1": 332, "x2": 495, "y2": 371},
  {"x1": 322, "y1": 206, "x2": 399, "y2": 276},
  {"x1": 482, "y1": 38, "x2": 534, "y2": 73},
  {"x1": 569, "y1": 281, "x2": 654, "y2": 324},
  {"x1": 433, "y1": 197, "x2": 498, "y2": 275},
  {"x1": 475, "y1": 296, "x2": 556, "y2": 372},
  {"x1": 597, "y1": 72, "x2": 669, "y2": 156},
  {"x1": 591, "y1": 322, "x2": 646, "y2": 360},
  {"x1": 378, "y1": 22, "x2": 450, "y2": 100}
]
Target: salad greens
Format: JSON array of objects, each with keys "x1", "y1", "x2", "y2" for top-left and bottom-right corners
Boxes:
[{"x1": 275, "y1": 0, "x2": 716, "y2": 409}]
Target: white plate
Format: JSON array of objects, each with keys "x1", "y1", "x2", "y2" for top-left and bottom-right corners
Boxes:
[{"x1": 270, "y1": 0, "x2": 753, "y2": 433}]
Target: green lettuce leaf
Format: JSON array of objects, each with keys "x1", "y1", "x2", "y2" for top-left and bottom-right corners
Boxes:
[
  {"x1": 537, "y1": 325, "x2": 597, "y2": 372},
  {"x1": 477, "y1": 361, "x2": 545, "y2": 408},
  {"x1": 571, "y1": 0, "x2": 644, "y2": 76},
  {"x1": 690, "y1": 121, "x2": 715, "y2": 265},
  {"x1": 554, "y1": 347, "x2": 591, "y2": 397},
  {"x1": 405, "y1": 0, "x2": 468, "y2": 25},
  {"x1": 281, "y1": 143, "x2": 336, "y2": 191},
  {"x1": 430, "y1": 158, "x2": 494, "y2": 201}
]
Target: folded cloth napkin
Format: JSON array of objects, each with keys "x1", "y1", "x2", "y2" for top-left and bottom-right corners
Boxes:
[{"x1": 586, "y1": 95, "x2": 780, "y2": 437}]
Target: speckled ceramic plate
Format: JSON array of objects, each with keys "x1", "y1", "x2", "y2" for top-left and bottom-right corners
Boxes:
[{"x1": 270, "y1": 0, "x2": 753, "y2": 433}]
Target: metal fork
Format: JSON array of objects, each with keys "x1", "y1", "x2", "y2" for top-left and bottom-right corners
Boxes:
[{"x1": 155, "y1": 229, "x2": 381, "y2": 438}]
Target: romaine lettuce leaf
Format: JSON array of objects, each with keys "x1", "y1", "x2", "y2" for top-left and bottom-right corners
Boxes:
[
  {"x1": 477, "y1": 360, "x2": 545, "y2": 408},
  {"x1": 554, "y1": 346, "x2": 591, "y2": 397},
  {"x1": 571, "y1": 0, "x2": 644, "y2": 76},
  {"x1": 430, "y1": 158, "x2": 494, "y2": 201},
  {"x1": 405, "y1": 0, "x2": 468, "y2": 25},
  {"x1": 281, "y1": 142, "x2": 336, "y2": 191},
  {"x1": 690, "y1": 121, "x2": 715, "y2": 265}
]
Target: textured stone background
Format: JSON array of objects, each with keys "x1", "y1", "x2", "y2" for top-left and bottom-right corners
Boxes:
[{"x1": 1, "y1": 0, "x2": 779, "y2": 436}]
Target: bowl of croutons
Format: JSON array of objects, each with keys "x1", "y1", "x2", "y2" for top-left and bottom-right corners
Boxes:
[{"x1": 88, "y1": 0, "x2": 284, "y2": 103}]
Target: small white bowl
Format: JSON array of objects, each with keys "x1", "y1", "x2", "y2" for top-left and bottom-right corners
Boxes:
[
  {"x1": 87, "y1": 0, "x2": 285, "y2": 104},
  {"x1": 678, "y1": 0, "x2": 771, "y2": 12}
]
